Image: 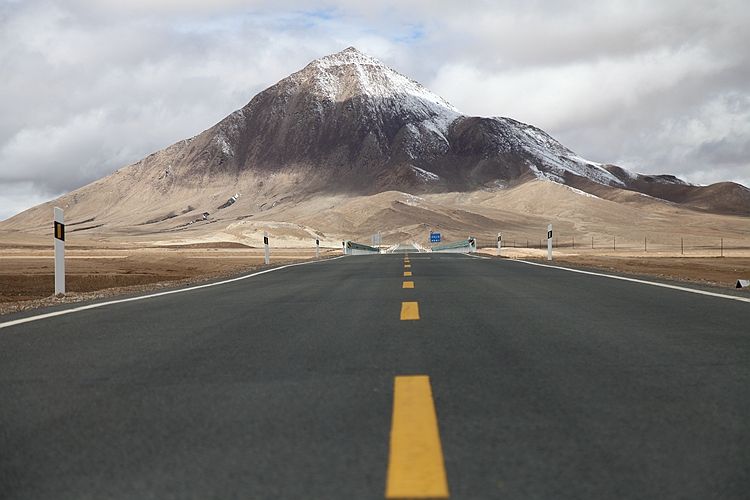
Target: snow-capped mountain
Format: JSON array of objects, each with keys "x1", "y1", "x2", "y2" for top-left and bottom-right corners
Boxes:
[
  {"x1": 190, "y1": 47, "x2": 745, "y2": 210},
  {"x1": 3, "y1": 46, "x2": 749, "y2": 233}
]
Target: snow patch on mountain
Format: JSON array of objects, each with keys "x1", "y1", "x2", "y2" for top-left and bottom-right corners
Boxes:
[
  {"x1": 499, "y1": 118, "x2": 624, "y2": 187},
  {"x1": 563, "y1": 185, "x2": 601, "y2": 199},
  {"x1": 527, "y1": 167, "x2": 601, "y2": 199},
  {"x1": 401, "y1": 116, "x2": 454, "y2": 159},
  {"x1": 401, "y1": 193, "x2": 425, "y2": 206},
  {"x1": 216, "y1": 136, "x2": 233, "y2": 156},
  {"x1": 305, "y1": 47, "x2": 461, "y2": 127},
  {"x1": 422, "y1": 114, "x2": 453, "y2": 144},
  {"x1": 527, "y1": 163, "x2": 564, "y2": 183},
  {"x1": 412, "y1": 165, "x2": 440, "y2": 182},
  {"x1": 313, "y1": 48, "x2": 458, "y2": 109}
]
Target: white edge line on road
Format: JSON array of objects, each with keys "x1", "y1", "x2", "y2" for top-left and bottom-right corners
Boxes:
[
  {"x1": 466, "y1": 253, "x2": 490, "y2": 260},
  {"x1": 0, "y1": 256, "x2": 347, "y2": 331},
  {"x1": 510, "y1": 258, "x2": 750, "y2": 304}
]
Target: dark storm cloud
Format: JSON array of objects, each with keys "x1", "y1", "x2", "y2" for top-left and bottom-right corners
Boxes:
[{"x1": 1, "y1": 0, "x2": 748, "y2": 220}]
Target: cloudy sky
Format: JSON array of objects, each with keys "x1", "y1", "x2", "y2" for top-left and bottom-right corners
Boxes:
[{"x1": 1, "y1": 0, "x2": 749, "y2": 220}]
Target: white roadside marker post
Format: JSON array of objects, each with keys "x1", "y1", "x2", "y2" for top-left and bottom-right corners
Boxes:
[
  {"x1": 547, "y1": 224, "x2": 553, "y2": 261},
  {"x1": 315, "y1": 238, "x2": 320, "y2": 259},
  {"x1": 497, "y1": 232, "x2": 502, "y2": 257},
  {"x1": 263, "y1": 231, "x2": 270, "y2": 265},
  {"x1": 53, "y1": 207, "x2": 65, "y2": 296}
]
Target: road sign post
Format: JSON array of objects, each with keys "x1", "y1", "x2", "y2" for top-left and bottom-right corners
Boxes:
[
  {"x1": 315, "y1": 238, "x2": 320, "y2": 259},
  {"x1": 54, "y1": 207, "x2": 65, "y2": 295},
  {"x1": 497, "y1": 232, "x2": 502, "y2": 256},
  {"x1": 264, "y1": 231, "x2": 270, "y2": 265},
  {"x1": 547, "y1": 224, "x2": 553, "y2": 261}
]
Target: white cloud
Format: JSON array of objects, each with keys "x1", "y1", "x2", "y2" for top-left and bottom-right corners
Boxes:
[
  {"x1": 430, "y1": 45, "x2": 728, "y2": 130},
  {"x1": 613, "y1": 93, "x2": 750, "y2": 186},
  {"x1": 0, "y1": 182, "x2": 62, "y2": 222}
]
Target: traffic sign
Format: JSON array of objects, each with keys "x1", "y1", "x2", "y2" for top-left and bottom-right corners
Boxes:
[{"x1": 430, "y1": 232, "x2": 441, "y2": 243}]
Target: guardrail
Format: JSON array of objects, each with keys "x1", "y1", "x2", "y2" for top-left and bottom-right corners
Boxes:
[
  {"x1": 384, "y1": 243, "x2": 400, "y2": 254},
  {"x1": 344, "y1": 240, "x2": 381, "y2": 255},
  {"x1": 431, "y1": 237, "x2": 477, "y2": 254},
  {"x1": 412, "y1": 242, "x2": 431, "y2": 253}
]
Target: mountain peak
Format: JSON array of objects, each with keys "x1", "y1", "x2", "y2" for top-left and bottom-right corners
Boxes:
[
  {"x1": 314, "y1": 46, "x2": 384, "y2": 68},
  {"x1": 297, "y1": 47, "x2": 460, "y2": 116}
]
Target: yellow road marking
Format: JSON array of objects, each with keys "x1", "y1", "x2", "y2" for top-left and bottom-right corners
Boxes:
[
  {"x1": 386, "y1": 375, "x2": 449, "y2": 499},
  {"x1": 404, "y1": 271, "x2": 412, "y2": 277},
  {"x1": 404, "y1": 264, "x2": 411, "y2": 269},
  {"x1": 402, "y1": 281, "x2": 414, "y2": 289},
  {"x1": 400, "y1": 301, "x2": 420, "y2": 320}
]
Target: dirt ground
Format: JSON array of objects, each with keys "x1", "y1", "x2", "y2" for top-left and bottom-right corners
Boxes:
[
  {"x1": 478, "y1": 247, "x2": 750, "y2": 289},
  {"x1": 0, "y1": 246, "x2": 339, "y2": 316},
  {"x1": 550, "y1": 255, "x2": 750, "y2": 288}
]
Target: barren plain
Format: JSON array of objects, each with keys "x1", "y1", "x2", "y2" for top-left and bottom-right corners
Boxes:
[{"x1": 2, "y1": 180, "x2": 749, "y2": 315}]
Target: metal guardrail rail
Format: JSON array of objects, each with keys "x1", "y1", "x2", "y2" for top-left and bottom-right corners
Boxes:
[
  {"x1": 412, "y1": 242, "x2": 430, "y2": 253},
  {"x1": 384, "y1": 243, "x2": 400, "y2": 254},
  {"x1": 431, "y1": 238, "x2": 477, "y2": 253},
  {"x1": 344, "y1": 240, "x2": 381, "y2": 255}
]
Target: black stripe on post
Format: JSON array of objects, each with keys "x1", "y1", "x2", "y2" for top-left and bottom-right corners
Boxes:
[
  {"x1": 54, "y1": 221, "x2": 65, "y2": 241},
  {"x1": 547, "y1": 230, "x2": 552, "y2": 239},
  {"x1": 263, "y1": 236, "x2": 269, "y2": 245}
]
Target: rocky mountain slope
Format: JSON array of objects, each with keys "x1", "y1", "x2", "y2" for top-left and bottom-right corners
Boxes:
[{"x1": 2, "y1": 47, "x2": 748, "y2": 240}]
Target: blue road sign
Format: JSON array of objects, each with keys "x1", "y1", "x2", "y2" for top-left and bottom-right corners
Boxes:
[{"x1": 430, "y1": 232, "x2": 441, "y2": 243}]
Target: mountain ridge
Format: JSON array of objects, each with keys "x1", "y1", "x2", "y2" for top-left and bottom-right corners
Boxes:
[{"x1": 2, "y1": 46, "x2": 749, "y2": 236}]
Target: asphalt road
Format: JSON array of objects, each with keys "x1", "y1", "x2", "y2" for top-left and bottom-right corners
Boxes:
[{"x1": 1, "y1": 253, "x2": 748, "y2": 499}]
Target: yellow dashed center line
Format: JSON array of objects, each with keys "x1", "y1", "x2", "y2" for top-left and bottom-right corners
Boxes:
[
  {"x1": 402, "y1": 281, "x2": 414, "y2": 289},
  {"x1": 403, "y1": 271, "x2": 412, "y2": 277},
  {"x1": 386, "y1": 375, "x2": 449, "y2": 499},
  {"x1": 400, "y1": 301, "x2": 420, "y2": 320}
]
